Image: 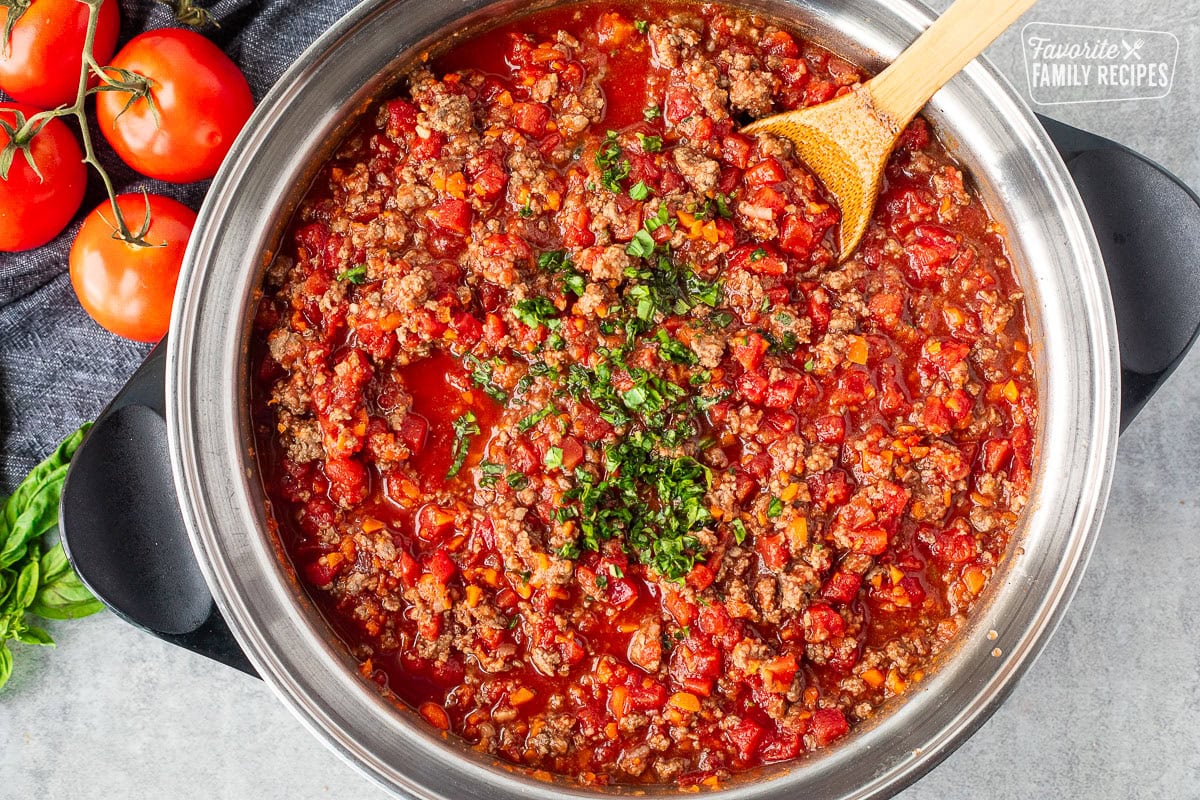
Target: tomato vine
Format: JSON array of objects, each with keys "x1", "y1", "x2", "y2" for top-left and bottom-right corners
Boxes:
[{"x1": 0, "y1": 0, "x2": 208, "y2": 246}]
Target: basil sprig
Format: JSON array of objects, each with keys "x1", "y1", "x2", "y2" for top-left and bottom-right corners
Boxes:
[{"x1": 0, "y1": 424, "x2": 103, "y2": 690}]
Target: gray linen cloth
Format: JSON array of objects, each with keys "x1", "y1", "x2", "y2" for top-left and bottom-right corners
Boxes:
[{"x1": 0, "y1": 0, "x2": 357, "y2": 490}]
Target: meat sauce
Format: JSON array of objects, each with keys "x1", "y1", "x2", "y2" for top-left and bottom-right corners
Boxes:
[{"x1": 251, "y1": 1, "x2": 1037, "y2": 788}]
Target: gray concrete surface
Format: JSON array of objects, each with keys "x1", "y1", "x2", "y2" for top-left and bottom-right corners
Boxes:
[{"x1": 3, "y1": 0, "x2": 1198, "y2": 797}]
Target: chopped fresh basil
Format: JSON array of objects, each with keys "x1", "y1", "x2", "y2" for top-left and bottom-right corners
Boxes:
[
  {"x1": 464, "y1": 354, "x2": 508, "y2": 404},
  {"x1": 629, "y1": 181, "x2": 651, "y2": 201},
  {"x1": 446, "y1": 411, "x2": 480, "y2": 479},
  {"x1": 767, "y1": 496, "x2": 783, "y2": 518},
  {"x1": 595, "y1": 130, "x2": 630, "y2": 193},
  {"x1": 636, "y1": 133, "x2": 663, "y2": 153},
  {"x1": 626, "y1": 229, "x2": 656, "y2": 259},
  {"x1": 655, "y1": 329, "x2": 698, "y2": 365},
  {"x1": 538, "y1": 250, "x2": 586, "y2": 297},
  {"x1": 518, "y1": 405, "x2": 555, "y2": 432},
  {"x1": 513, "y1": 296, "x2": 560, "y2": 329},
  {"x1": 714, "y1": 193, "x2": 734, "y2": 218},
  {"x1": 645, "y1": 203, "x2": 672, "y2": 232},
  {"x1": 478, "y1": 460, "x2": 505, "y2": 488},
  {"x1": 336, "y1": 265, "x2": 368, "y2": 284}
]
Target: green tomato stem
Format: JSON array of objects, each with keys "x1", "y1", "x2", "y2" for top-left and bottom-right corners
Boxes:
[{"x1": 9, "y1": 0, "x2": 152, "y2": 246}]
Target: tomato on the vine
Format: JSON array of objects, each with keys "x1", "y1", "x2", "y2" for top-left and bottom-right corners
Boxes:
[
  {"x1": 69, "y1": 193, "x2": 197, "y2": 342},
  {"x1": 0, "y1": 0, "x2": 120, "y2": 109},
  {"x1": 96, "y1": 28, "x2": 253, "y2": 183},
  {"x1": 0, "y1": 103, "x2": 87, "y2": 252}
]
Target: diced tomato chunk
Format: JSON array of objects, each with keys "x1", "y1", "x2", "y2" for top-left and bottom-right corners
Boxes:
[
  {"x1": 727, "y1": 717, "x2": 767, "y2": 762},
  {"x1": 303, "y1": 558, "x2": 340, "y2": 588},
  {"x1": 559, "y1": 436, "x2": 585, "y2": 470},
  {"x1": 429, "y1": 199, "x2": 473, "y2": 235},
  {"x1": 811, "y1": 707, "x2": 850, "y2": 746},
  {"x1": 721, "y1": 133, "x2": 754, "y2": 168},
  {"x1": 427, "y1": 548, "x2": 457, "y2": 584},
  {"x1": 760, "y1": 729, "x2": 803, "y2": 761},
  {"x1": 803, "y1": 603, "x2": 845, "y2": 643},
  {"x1": 821, "y1": 569, "x2": 863, "y2": 604},
  {"x1": 743, "y1": 158, "x2": 787, "y2": 186},
  {"x1": 325, "y1": 456, "x2": 369, "y2": 507},
  {"x1": 511, "y1": 102, "x2": 551, "y2": 136},
  {"x1": 761, "y1": 28, "x2": 800, "y2": 57},
  {"x1": 756, "y1": 533, "x2": 789, "y2": 571},
  {"x1": 399, "y1": 414, "x2": 429, "y2": 454},
  {"x1": 417, "y1": 504, "x2": 456, "y2": 542},
  {"x1": 983, "y1": 439, "x2": 1013, "y2": 473},
  {"x1": 736, "y1": 370, "x2": 769, "y2": 404},
  {"x1": 764, "y1": 373, "x2": 801, "y2": 408},
  {"x1": 931, "y1": 526, "x2": 977, "y2": 563},
  {"x1": 729, "y1": 331, "x2": 769, "y2": 371},
  {"x1": 779, "y1": 214, "x2": 818, "y2": 256},
  {"x1": 812, "y1": 414, "x2": 845, "y2": 444},
  {"x1": 385, "y1": 99, "x2": 418, "y2": 136},
  {"x1": 663, "y1": 86, "x2": 700, "y2": 124},
  {"x1": 409, "y1": 130, "x2": 445, "y2": 161}
]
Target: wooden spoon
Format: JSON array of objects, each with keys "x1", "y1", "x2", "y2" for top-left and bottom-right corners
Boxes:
[{"x1": 744, "y1": 0, "x2": 1037, "y2": 261}]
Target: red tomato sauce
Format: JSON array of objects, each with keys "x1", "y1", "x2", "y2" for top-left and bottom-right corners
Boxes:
[{"x1": 251, "y1": 1, "x2": 1036, "y2": 788}]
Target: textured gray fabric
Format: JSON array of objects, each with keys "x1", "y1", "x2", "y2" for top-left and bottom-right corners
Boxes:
[{"x1": 0, "y1": 0, "x2": 358, "y2": 491}]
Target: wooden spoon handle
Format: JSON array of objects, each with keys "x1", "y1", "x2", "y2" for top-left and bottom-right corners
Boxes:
[{"x1": 868, "y1": 0, "x2": 1037, "y2": 129}]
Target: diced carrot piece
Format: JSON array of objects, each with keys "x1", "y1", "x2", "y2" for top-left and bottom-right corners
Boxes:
[
  {"x1": 669, "y1": 691, "x2": 702, "y2": 712},
  {"x1": 419, "y1": 701, "x2": 450, "y2": 730},
  {"x1": 847, "y1": 336, "x2": 869, "y2": 365},
  {"x1": 862, "y1": 668, "x2": 885, "y2": 688},
  {"x1": 964, "y1": 565, "x2": 987, "y2": 594}
]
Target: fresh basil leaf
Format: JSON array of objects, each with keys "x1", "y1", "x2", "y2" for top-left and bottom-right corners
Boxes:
[
  {"x1": 29, "y1": 545, "x2": 103, "y2": 620},
  {"x1": 37, "y1": 544, "x2": 70, "y2": 586},
  {"x1": 0, "y1": 475, "x2": 64, "y2": 569},
  {"x1": 0, "y1": 642, "x2": 12, "y2": 690},
  {"x1": 13, "y1": 559, "x2": 37, "y2": 610},
  {"x1": 2, "y1": 425, "x2": 89, "y2": 537},
  {"x1": 29, "y1": 580, "x2": 103, "y2": 620},
  {"x1": 15, "y1": 624, "x2": 53, "y2": 647},
  {"x1": 0, "y1": 568, "x2": 12, "y2": 609}
]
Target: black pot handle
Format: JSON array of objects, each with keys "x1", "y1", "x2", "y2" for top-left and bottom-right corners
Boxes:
[
  {"x1": 1038, "y1": 114, "x2": 1200, "y2": 431},
  {"x1": 59, "y1": 341, "x2": 257, "y2": 677},
  {"x1": 58, "y1": 118, "x2": 1200, "y2": 673}
]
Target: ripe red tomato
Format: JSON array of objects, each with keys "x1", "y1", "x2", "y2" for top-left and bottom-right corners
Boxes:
[
  {"x1": 69, "y1": 193, "x2": 197, "y2": 342},
  {"x1": 0, "y1": 103, "x2": 87, "y2": 252},
  {"x1": 96, "y1": 28, "x2": 253, "y2": 183},
  {"x1": 0, "y1": 0, "x2": 120, "y2": 108}
]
